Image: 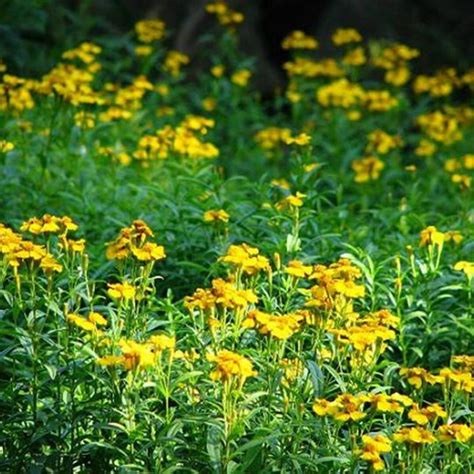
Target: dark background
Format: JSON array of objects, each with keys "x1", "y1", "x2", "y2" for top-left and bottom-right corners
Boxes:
[{"x1": 0, "y1": 0, "x2": 473, "y2": 91}]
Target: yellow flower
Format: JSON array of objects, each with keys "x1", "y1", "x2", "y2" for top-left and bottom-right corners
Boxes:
[
  {"x1": 67, "y1": 313, "x2": 100, "y2": 333},
  {"x1": 255, "y1": 127, "x2": 292, "y2": 150},
  {"x1": 408, "y1": 403, "x2": 446, "y2": 425},
  {"x1": 343, "y1": 47, "x2": 366, "y2": 66},
  {"x1": 40, "y1": 254, "x2": 63, "y2": 274},
  {"x1": 231, "y1": 69, "x2": 252, "y2": 87},
  {"x1": 135, "y1": 45, "x2": 153, "y2": 56},
  {"x1": 332, "y1": 28, "x2": 362, "y2": 46},
  {"x1": 244, "y1": 310, "x2": 303, "y2": 340},
  {"x1": 283, "y1": 133, "x2": 311, "y2": 146},
  {"x1": 207, "y1": 350, "x2": 256, "y2": 385},
  {"x1": 400, "y1": 367, "x2": 438, "y2": 389},
  {"x1": 96, "y1": 355, "x2": 124, "y2": 367},
  {"x1": 359, "y1": 434, "x2": 392, "y2": 472},
  {"x1": 271, "y1": 178, "x2": 290, "y2": 190},
  {"x1": 61, "y1": 238, "x2": 86, "y2": 254},
  {"x1": 202, "y1": 97, "x2": 217, "y2": 111},
  {"x1": 330, "y1": 393, "x2": 367, "y2": 422},
  {"x1": 206, "y1": 1, "x2": 244, "y2": 28},
  {"x1": 362, "y1": 90, "x2": 398, "y2": 112},
  {"x1": 107, "y1": 282, "x2": 136, "y2": 300},
  {"x1": 184, "y1": 278, "x2": 258, "y2": 312},
  {"x1": 393, "y1": 427, "x2": 436, "y2": 445},
  {"x1": 20, "y1": 214, "x2": 78, "y2": 236},
  {"x1": 438, "y1": 424, "x2": 473, "y2": 443},
  {"x1": 415, "y1": 138, "x2": 437, "y2": 157},
  {"x1": 369, "y1": 393, "x2": 411, "y2": 413},
  {"x1": 312, "y1": 398, "x2": 332, "y2": 416},
  {"x1": 131, "y1": 242, "x2": 166, "y2": 262},
  {"x1": 451, "y1": 173, "x2": 471, "y2": 189},
  {"x1": 366, "y1": 130, "x2": 402, "y2": 155},
  {"x1": 444, "y1": 230, "x2": 463, "y2": 244},
  {"x1": 419, "y1": 226, "x2": 444, "y2": 247},
  {"x1": 135, "y1": 19, "x2": 165, "y2": 43},
  {"x1": 203, "y1": 209, "x2": 230, "y2": 223},
  {"x1": 281, "y1": 31, "x2": 318, "y2": 50},
  {"x1": 276, "y1": 192, "x2": 306, "y2": 210},
  {"x1": 74, "y1": 111, "x2": 95, "y2": 129},
  {"x1": 88, "y1": 312, "x2": 107, "y2": 326},
  {"x1": 219, "y1": 243, "x2": 270, "y2": 275},
  {"x1": 385, "y1": 66, "x2": 411, "y2": 86},
  {"x1": 317, "y1": 79, "x2": 364, "y2": 108},
  {"x1": 0, "y1": 140, "x2": 14, "y2": 153},
  {"x1": 352, "y1": 156, "x2": 384, "y2": 183},
  {"x1": 119, "y1": 339, "x2": 156, "y2": 370},
  {"x1": 163, "y1": 51, "x2": 189, "y2": 77},
  {"x1": 148, "y1": 334, "x2": 176, "y2": 352},
  {"x1": 211, "y1": 65, "x2": 225, "y2": 78},
  {"x1": 284, "y1": 260, "x2": 313, "y2": 278}
]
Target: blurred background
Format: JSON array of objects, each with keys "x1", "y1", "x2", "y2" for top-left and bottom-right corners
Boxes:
[{"x1": 1, "y1": 0, "x2": 473, "y2": 92}]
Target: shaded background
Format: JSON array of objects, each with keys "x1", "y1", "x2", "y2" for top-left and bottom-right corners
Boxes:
[{"x1": 1, "y1": 0, "x2": 473, "y2": 93}]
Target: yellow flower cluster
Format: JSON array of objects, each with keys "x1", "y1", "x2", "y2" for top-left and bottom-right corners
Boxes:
[
  {"x1": 332, "y1": 28, "x2": 362, "y2": 46},
  {"x1": 413, "y1": 68, "x2": 460, "y2": 97},
  {"x1": 372, "y1": 43, "x2": 419, "y2": 86},
  {"x1": 219, "y1": 243, "x2": 270, "y2": 276},
  {"x1": 419, "y1": 225, "x2": 462, "y2": 247},
  {"x1": 203, "y1": 209, "x2": 230, "y2": 223},
  {"x1": 67, "y1": 311, "x2": 107, "y2": 335},
  {"x1": 281, "y1": 31, "x2": 318, "y2": 50},
  {"x1": 408, "y1": 403, "x2": 446, "y2": 425},
  {"x1": 106, "y1": 220, "x2": 166, "y2": 263},
  {"x1": 231, "y1": 69, "x2": 252, "y2": 87},
  {"x1": 342, "y1": 47, "x2": 367, "y2": 66},
  {"x1": 393, "y1": 426, "x2": 436, "y2": 445},
  {"x1": 20, "y1": 214, "x2": 77, "y2": 236},
  {"x1": 133, "y1": 116, "x2": 219, "y2": 162},
  {"x1": 99, "y1": 75, "x2": 154, "y2": 122},
  {"x1": 0, "y1": 140, "x2": 14, "y2": 153},
  {"x1": 330, "y1": 310, "x2": 398, "y2": 366},
  {"x1": 242, "y1": 309, "x2": 304, "y2": 340},
  {"x1": 184, "y1": 278, "x2": 258, "y2": 312},
  {"x1": 366, "y1": 129, "x2": 402, "y2": 155},
  {"x1": 62, "y1": 42, "x2": 101, "y2": 64},
  {"x1": 254, "y1": 127, "x2": 292, "y2": 150},
  {"x1": 74, "y1": 111, "x2": 95, "y2": 129},
  {"x1": 352, "y1": 156, "x2": 385, "y2": 183},
  {"x1": 107, "y1": 282, "x2": 137, "y2": 301},
  {"x1": 400, "y1": 365, "x2": 473, "y2": 393},
  {"x1": 313, "y1": 393, "x2": 367, "y2": 421},
  {"x1": 135, "y1": 19, "x2": 166, "y2": 43},
  {"x1": 454, "y1": 261, "x2": 474, "y2": 280},
  {"x1": 437, "y1": 424, "x2": 473, "y2": 443},
  {"x1": 284, "y1": 58, "x2": 344, "y2": 79},
  {"x1": 0, "y1": 74, "x2": 35, "y2": 112},
  {"x1": 0, "y1": 215, "x2": 83, "y2": 278},
  {"x1": 37, "y1": 48, "x2": 103, "y2": 106},
  {"x1": 316, "y1": 78, "x2": 364, "y2": 108},
  {"x1": 358, "y1": 434, "x2": 392, "y2": 472},
  {"x1": 416, "y1": 111, "x2": 462, "y2": 144},
  {"x1": 164, "y1": 51, "x2": 190, "y2": 77},
  {"x1": 275, "y1": 192, "x2": 306, "y2": 210},
  {"x1": 207, "y1": 349, "x2": 256, "y2": 386},
  {"x1": 444, "y1": 153, "x2": 474, "y2": 189},
  {"x1": 205, "y1": 1, "x2": 244, "y2": 28},
  {"x1": 306, "y1": 258, "x2": 364, "y2": 314},
  {"x1": 98, "y1": 334, "x2": 175, "y2": 371},
  {"x1": 362, "y1": 89, "x2": 398, "y2": 112}
]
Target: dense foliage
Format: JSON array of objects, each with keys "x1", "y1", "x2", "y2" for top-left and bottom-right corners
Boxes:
[{"x1": 0, "y1": 2, "x2": 473, "y2": 472}]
